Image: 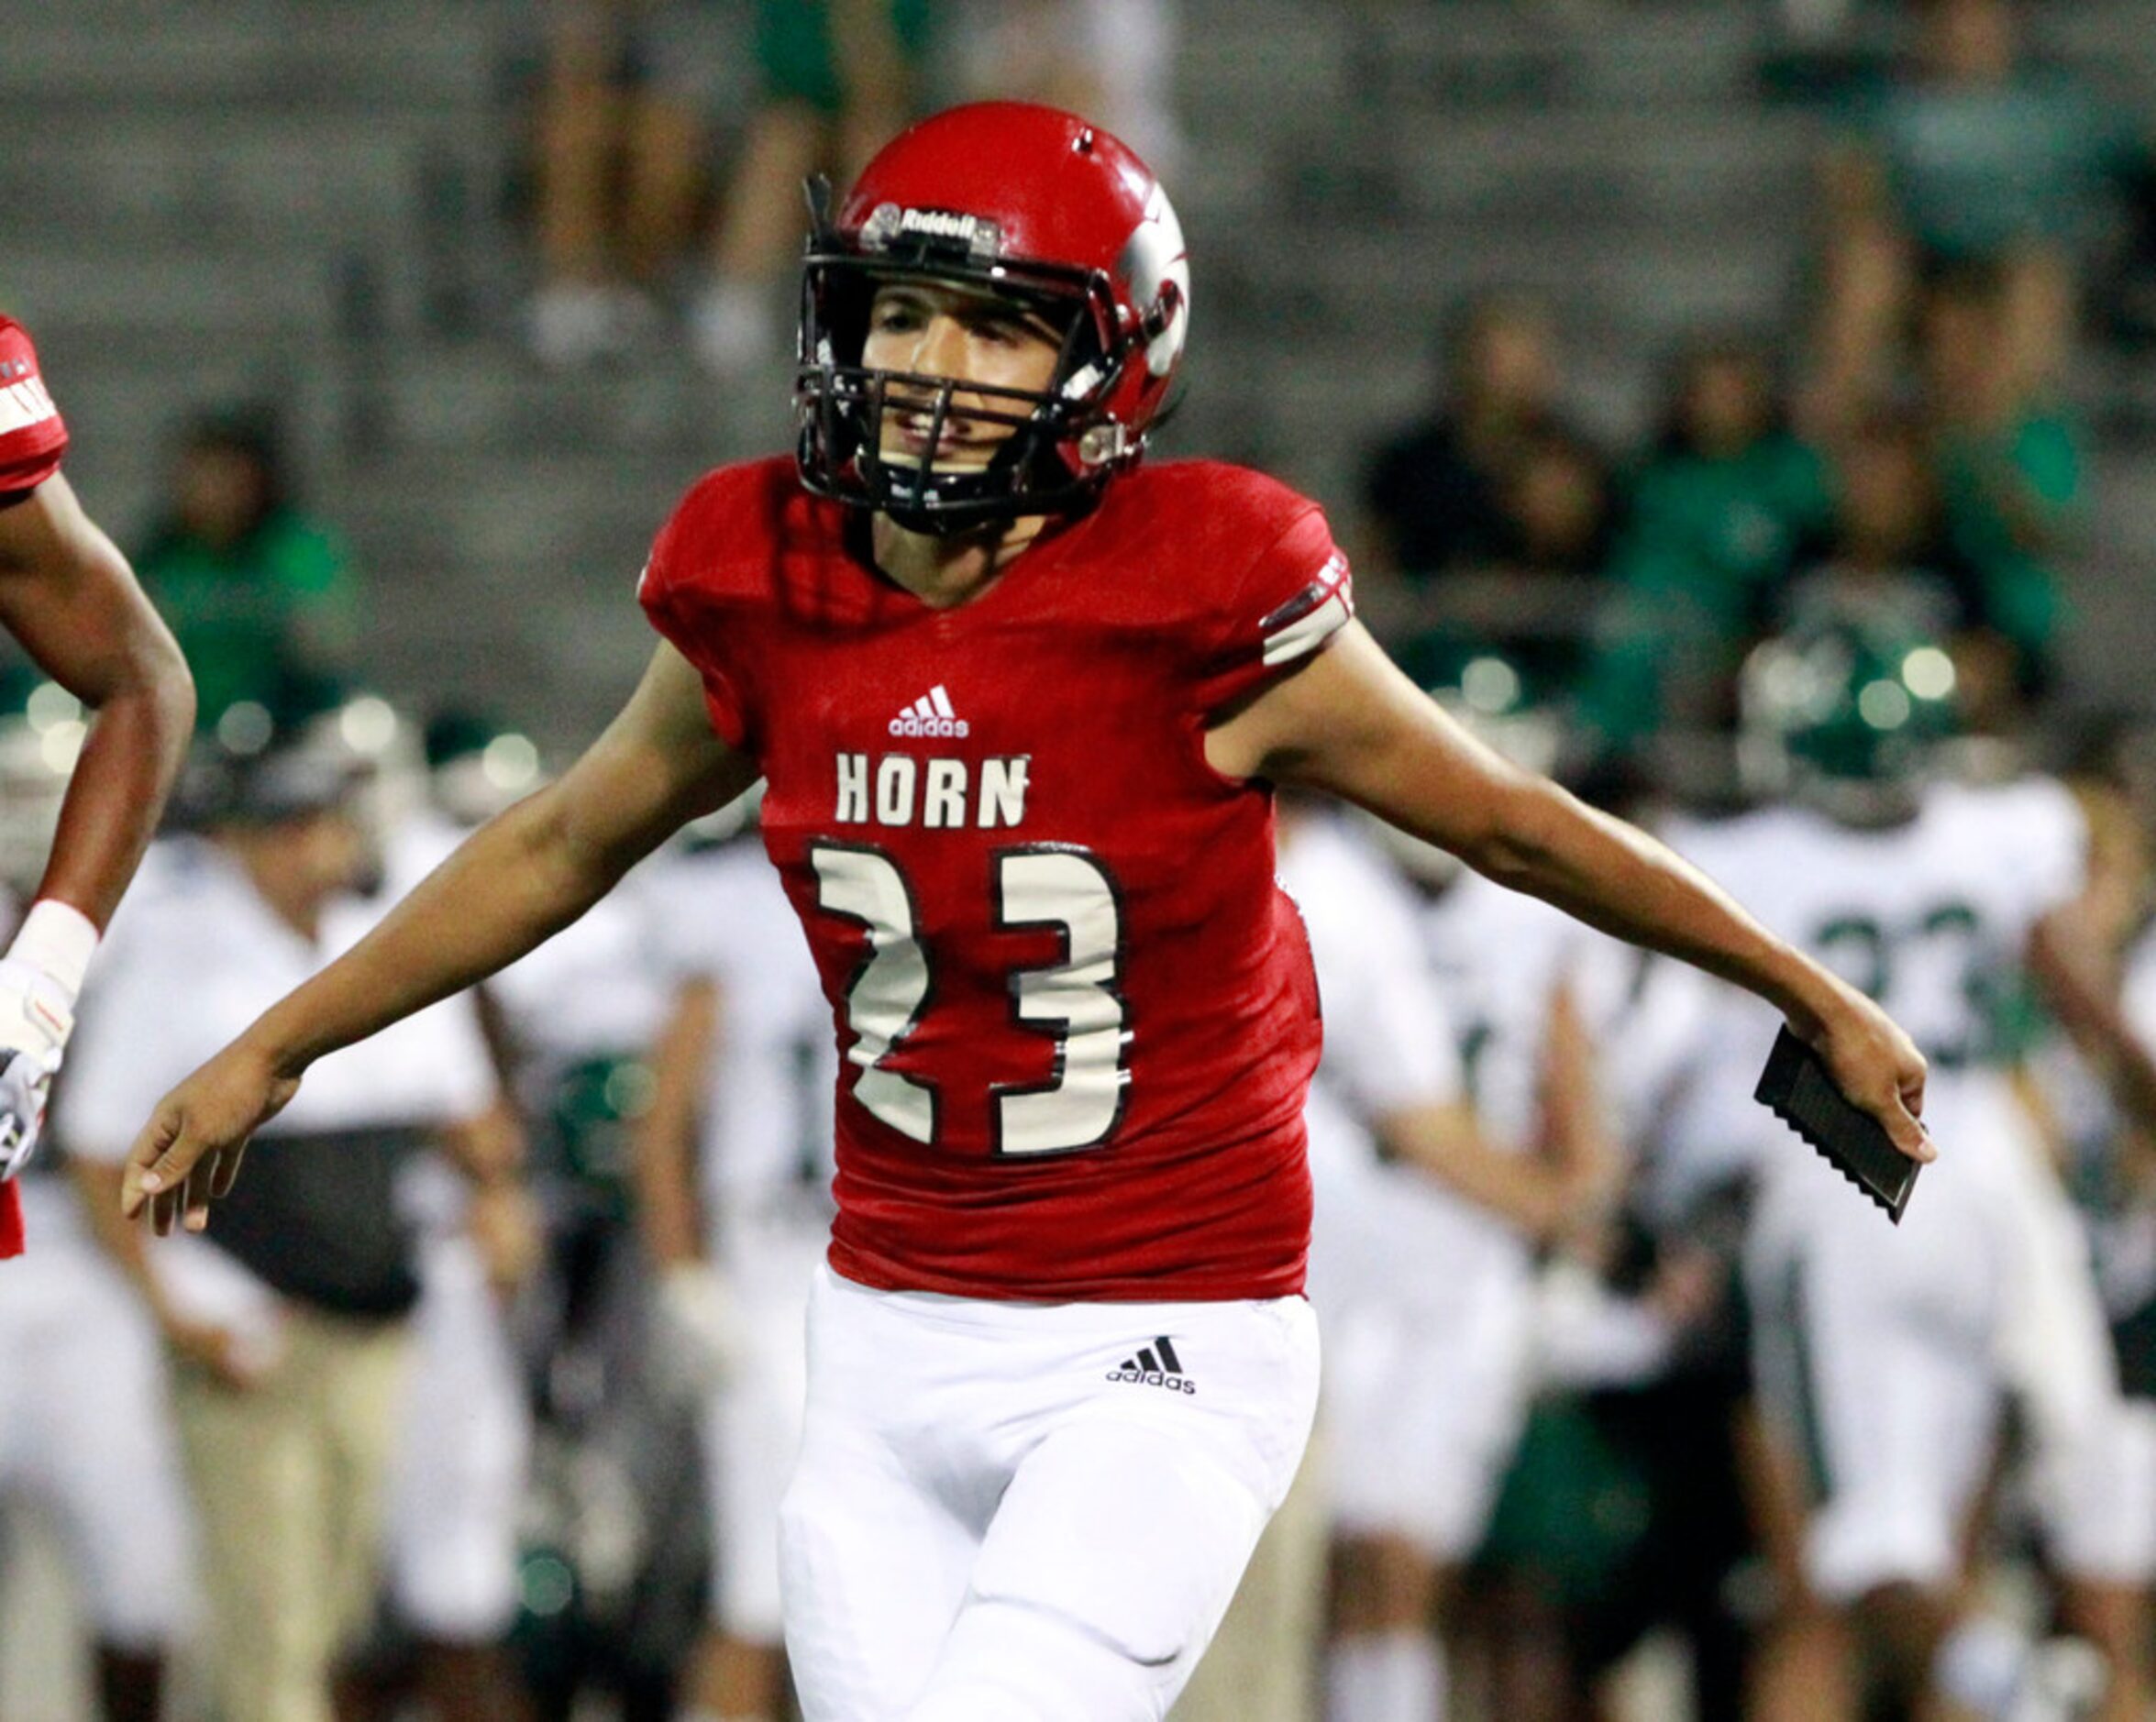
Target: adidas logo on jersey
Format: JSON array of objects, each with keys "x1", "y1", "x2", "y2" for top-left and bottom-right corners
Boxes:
[
  {"x1": 1107, "y1": 1336, "x2": 1196, "y2": 1395},
  {"x1": 890, "y1": 686, "x2": 969, "y2": 739}
]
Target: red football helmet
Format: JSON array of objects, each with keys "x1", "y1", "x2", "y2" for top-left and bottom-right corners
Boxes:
[{"x1": 796, "y1": 102, "x2": 1190, "y2": 532}]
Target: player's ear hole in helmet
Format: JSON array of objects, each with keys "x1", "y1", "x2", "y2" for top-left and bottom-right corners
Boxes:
[{"x1": 795, "y1": 102, "x2": 1190, "y2": 536}]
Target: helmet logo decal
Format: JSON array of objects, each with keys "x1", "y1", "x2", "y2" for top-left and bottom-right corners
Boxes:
[
  {"x1": 862, "y1": 202, "x2": 1003, "y2": 259},
  {"x1": 1119, "y1": 183, "x2": 1189, "y2": 379},
  {"x1": 861, "y1": 203, "x2": 903, "y2": 247}
]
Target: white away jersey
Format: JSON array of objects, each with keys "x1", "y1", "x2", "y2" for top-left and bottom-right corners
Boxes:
[
  {"x1": 1664, "y1": 777, "x2": 2084, "y2": 1197},
  {"x1": 487, "y1": 852, "x2": 675, "y2": 1076},
  {"x1": 1277, "y1": 811, "x2": 1461, "y2": 1136},
  {"x1": 1672, "y1": 778, "x2": 2084, "y2": 1073},
  {"x1": 646, "y1": 836, "x2": 837, "y2": 1224},
  {"x1": 1420, "y1": 867, "x2": 1604, "y2": 1152},
  {"x1": 1276, "y1": 812, "x2": 1536, "y2": 1297}
]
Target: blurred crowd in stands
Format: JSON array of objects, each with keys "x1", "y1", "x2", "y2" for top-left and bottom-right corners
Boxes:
[
  {"x1": 99, "y1": 0, "x2": 2156, "y2": 787},
  {"x1": 1362, "y1": 0, "x2": 2153, "y2": 797},
  {"x1": 521, "y1": 0, "x2": 1178, "y2": 371},
  {"x1": 12, "y1": 4, "x2": 2156, "y2": 1722}
]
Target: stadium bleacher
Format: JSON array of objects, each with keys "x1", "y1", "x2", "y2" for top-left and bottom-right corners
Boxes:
[{"x1": 0, "y1": 0, "x2": 2150, "y2": 734}]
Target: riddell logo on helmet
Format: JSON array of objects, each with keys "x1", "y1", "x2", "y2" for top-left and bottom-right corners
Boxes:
[{"x1": 862, "y1": 203, "x2": 1001, "y2": 259}]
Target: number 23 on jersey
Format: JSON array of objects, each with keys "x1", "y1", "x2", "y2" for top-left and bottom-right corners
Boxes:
[{"x1": 811, "y1": 841, "x2": 1129, "y2": 1157}]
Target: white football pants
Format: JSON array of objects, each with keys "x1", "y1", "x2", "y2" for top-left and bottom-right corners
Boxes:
[{"x1": 779, "y1": 1265, "x2": 1321, "y2": 1721}]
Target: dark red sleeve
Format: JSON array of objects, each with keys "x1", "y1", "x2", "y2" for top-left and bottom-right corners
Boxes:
[
  {"x1": 0, "y1": 1182, "x2": 23, "y2": 1258},
  {"x1": 636, "y1": 472, "x2": 757, "y2": 751},
  {"x1": 0, "y1": 318, "x2": 70, "y2": 496},
  {"x1": 1193, "y1": 503, "x2": 1355, "y2": 717}
]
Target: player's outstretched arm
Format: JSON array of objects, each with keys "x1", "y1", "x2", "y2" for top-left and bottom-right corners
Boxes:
[
  {"x1": 1205, "y1": 622, "x2": 1933, "y2": 1164},
  {"x1": 0, "y1": 472, "x2": 193, "y2": 929},
  {"x1": 124, "y1": 642, "x2": 757, "y2": 1234}
]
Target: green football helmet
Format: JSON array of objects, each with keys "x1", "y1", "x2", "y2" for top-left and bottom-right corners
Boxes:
[
  {"x1": 1739, "y1": 597, "x2": 1960, "y2": 811},
  {"x1": 424, "y1": 707, "x2": 545, "y2": 827},
  {"x1": 1396, "y1": 635, "x2": 1564, "y2": 779}
]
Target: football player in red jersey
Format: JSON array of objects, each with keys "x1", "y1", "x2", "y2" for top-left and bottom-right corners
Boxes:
[
  {"x1": 121, "y1": 105, "x2": 1929, "y2": 1719},
  {"x1": 0, "y1": 316, "x2": 193, "y2": 1260}
]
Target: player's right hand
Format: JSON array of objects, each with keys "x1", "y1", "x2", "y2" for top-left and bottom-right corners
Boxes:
[
  {"x1": 122, "y1": 1037, "x2": 302, "y2": 1236},
  {"x1": 0, "y1": 955, "x2": 75, "y2": 1183},
  {"x1": 1794, "y1": 976, "x2": 1934, "y2": 1165}
]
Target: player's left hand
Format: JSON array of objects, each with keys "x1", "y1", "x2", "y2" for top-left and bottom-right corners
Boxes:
[
  {"x1": 1794, "y1": 976, "x2": 1934, "y2": 1165},
  {"x1": 0, "y1": 955, "x2": 75, "y2": 1183}
]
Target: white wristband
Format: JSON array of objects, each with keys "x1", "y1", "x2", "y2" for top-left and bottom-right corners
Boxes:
[{"x1": 9, "y1": 900, "x2": 99, "y2": 1003}]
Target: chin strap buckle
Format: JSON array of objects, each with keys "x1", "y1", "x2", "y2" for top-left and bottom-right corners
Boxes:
[{"x1": 1078, "y1": 423, "x2": 1130, "y2": 468}]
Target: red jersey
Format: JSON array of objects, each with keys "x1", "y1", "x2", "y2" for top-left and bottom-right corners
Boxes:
[
  {"x1": 642, "y1": 456, "x2": 1354, "y2": 1301},
  {"x1": 0, "y1": 317, "x2": 69, "y2": 495}
]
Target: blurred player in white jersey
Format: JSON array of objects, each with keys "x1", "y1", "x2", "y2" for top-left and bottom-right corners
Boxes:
[
  {"x1": 635, "y1": 800, "x2": 838, "y2": 1722},
  {"x1": 1670, "y1": 602, "x2": 2143, "y2": 1719},
  {"x1": 1415, "y1": 810, "x2": 1723, "y2": 1716},
  {"x1": 57, "y1": 733, "x2": 507, "y2": 1722},
  {"x1": 327, "y1": 701, "x2": 538, "y2": 1722},
  {"x1": 2007, "y1": 747, "x2": 2156, "y2": 1722},
  {"x1": 464, "y1": 713, "x2": 707, "y2": 1715},
  {"x1": 1277, "y1": 799, "x2": 1611, "y2": 1722},
  {"x1": 0, "y1": 679, "x2": 194, "y2": 1722},
  {"x1": 1458, "y1": 849, "x2": 1757, "y2": 1720}
]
